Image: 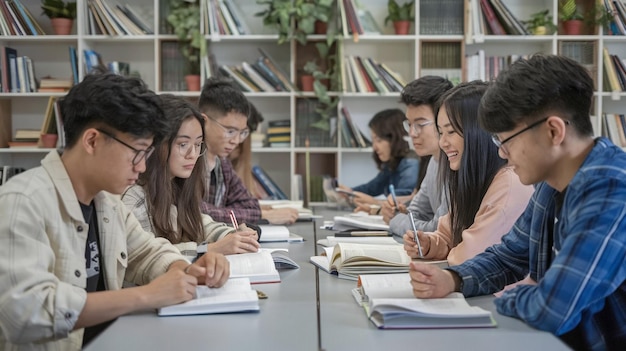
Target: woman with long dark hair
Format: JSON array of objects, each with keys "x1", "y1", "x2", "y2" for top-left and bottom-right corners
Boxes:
[
  {"x1": 122, "y1": 94, "x2": 260, "y2": 258},
  {"x1": 403, "y1": 81, "x2": 534, "y2": 266},
  {"x1": 338, "y1": 108, "x2": 419, "y2": 207}
]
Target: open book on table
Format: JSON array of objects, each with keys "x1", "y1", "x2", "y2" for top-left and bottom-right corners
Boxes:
[
  {"x1": 332, "y1": 212, "x2": 390, "y2": 231},
  {"x1": 227, "y1": 251, "x2": 281, "y2": 284},
  {"x1": 258, "y1": 225, "x2": 303, "y2": 242},
  {"x1": 309, "y1": 242, "x2": 410, "y2": 280},
  {"x1": 158, "y1": 278, "x2": 259, "y2": 316},
  {"x1": 354, "y1": 273, "x2": 496, "y2": 329},
  {"x1": 259, "y1": 248, "x2": 300, "y2": 269},
  {"x1": 317, "y1": 235, "x2": 399, "y2": 247}
]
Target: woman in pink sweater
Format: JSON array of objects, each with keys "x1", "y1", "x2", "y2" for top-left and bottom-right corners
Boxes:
[{"x1": 403, "y1": 81, "x2": 534, "y2": 266}]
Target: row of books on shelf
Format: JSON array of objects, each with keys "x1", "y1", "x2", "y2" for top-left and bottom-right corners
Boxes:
[
  {"x1": 252, "y1": 165, "x2": 288, "y2": 200},
  {"x1": 471, "y1": 0, "x2": 529, "y2": 38},
  {"x1": 216, "y1": 48, "x2": 294, "y2": 93},
  {"x1": 343, "y1": 56, "x2": 406, "y2": 94},
  {"x1": 0, "y1": 0, "x2": 45, "y2": 36},
  {"x1": 203, "y1": 0, "x2": 249, "y2": 36},
  {"x1": 603, "y1": 48, "x2": 626, "y2": 92},
  {"x1": 603, "y1": 113, "x2": 626, "y2": 147},
  {"x1": 340, "y1": 107, "x2": 371, "y2": 148},
  {"x1": 465, "y1": 51, "x2": 529, "y2": 82},
  {"x1": 603, "y1": 0, "x2": 626, "y2": 35},
  {"x1": 339, "y1": 0, "x2": 383, "y2": 40},
  {"x1": 86, "y1": 0, "x2": 153, "y2": 36},
  {"x1": 0, "y1": 46, "x2": 77, "y2": 93}
]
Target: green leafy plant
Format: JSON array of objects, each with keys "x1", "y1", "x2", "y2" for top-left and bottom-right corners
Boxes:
[
  {"x1": 558, "y1": 0, "x2": 584, "y2": 21},
  {"x1": 40, "y1": 0, "x2": 76, "y2": 19},
  {"x1": 522, "y1": 10, "x2": 557, "y2": 34},
  {"x1": 384, "y1": 0, "x2": 415, "y2": 25},
  {"x1": 303, "y1": 40, "x2": 340, "y2": 130},
  {"x1": 256, "y1": 0, "x2": 334, "y2": 45},
  {"x1": 166, "y1": 0, "x2": 204, "y2": 76}
]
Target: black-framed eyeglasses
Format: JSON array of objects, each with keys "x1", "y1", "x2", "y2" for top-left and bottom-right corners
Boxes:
[
  {"x1": 208, "y1": 116, "x2": 250, "y2": 140},
  {"x1": 96, "y1": 128, "x2": 155, "y2": 165},
  {"x1": 403, "y1": 119, "x2": 433, "y2": 136},
  {"x1": 491, "y1": 117, "x2": 549, "y2": 155}
]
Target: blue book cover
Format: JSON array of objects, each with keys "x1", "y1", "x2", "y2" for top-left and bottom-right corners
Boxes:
[
  {"x1": 69, "y1": 46, "x2": 78, "y2": 85},
  {"x1": 252, "y1": 165, "x2": 288, "y2": 200}
]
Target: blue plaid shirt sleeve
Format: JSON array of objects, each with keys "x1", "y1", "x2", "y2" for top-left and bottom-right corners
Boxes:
[{"x1": 451, "y1": 138, "x2": 626, "y2": 350}]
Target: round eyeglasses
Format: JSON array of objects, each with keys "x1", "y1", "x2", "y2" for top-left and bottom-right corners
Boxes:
[
  {"x1": 208, "y1": 117, "x2": 250, "y2": 140},
  {"x1": 176, "y1": 141, "x2": 207, "y2": 157},
  {"x1": 403, "y1": 119, "x2": 434, "y2": 136}
]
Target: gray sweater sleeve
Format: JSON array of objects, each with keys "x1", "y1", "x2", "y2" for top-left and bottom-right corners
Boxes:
[{"x1": 389, "y1": 158, "x2": 448, "y2": 236}]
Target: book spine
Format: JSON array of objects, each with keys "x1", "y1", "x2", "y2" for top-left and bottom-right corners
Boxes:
[
  {"x1": 252, "y1": 165, "x2": 287, "y2": 200},
  {"x1": 479, "y1": 0, "x2": 506, "y2": 35}
]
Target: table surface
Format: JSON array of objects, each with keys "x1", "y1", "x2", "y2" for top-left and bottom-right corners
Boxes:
[{"x1": 85, "y1": 207, "x2": 570, "y2": 351}]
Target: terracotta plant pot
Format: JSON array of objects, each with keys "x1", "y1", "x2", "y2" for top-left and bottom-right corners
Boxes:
[
  {"x1": 51, "y1": 18, "x2": 73, "y2": 35},
  {"x1": 393, "y1": 20, "x2": 411, "y2": 35},
  {"x1": 185, "y1": 74, "x2": 201, "y2": 91},
  {"x1": 562, "y1": 20, "x2": 584, "y2": 35},
  {"x1": 301, "y1": 75, "x2": 314, "y2": 92},
  {"x1": 40, "y1": 133, "x2": 58, "y2": 148}
]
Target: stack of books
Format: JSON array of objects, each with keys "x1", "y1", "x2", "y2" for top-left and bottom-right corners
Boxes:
[
  {"x1": 343, "y1": 56, "x2": 406, "y2": 93},
  {"x1": 86, "y1": 0, "x2": 154, "y2": 35},
  {"x1": 267, "y1": 120, "x2": 290, "y2": 147},
  {"x1": 9, "y1": 129, "x2": 39, "y2": 148},
  {"x1": 38, "y1": 77, "x2": 73, "y2": 93}
]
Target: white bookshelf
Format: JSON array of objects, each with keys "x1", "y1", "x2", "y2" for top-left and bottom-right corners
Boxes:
[{"x1": 1, "y1": 0, "x2": 624, "y2": 195}]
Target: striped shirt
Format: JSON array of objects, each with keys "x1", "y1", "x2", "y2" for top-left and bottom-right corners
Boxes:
[{"x1": 451, "y1": 137, "x2": 626, "y2": 351}]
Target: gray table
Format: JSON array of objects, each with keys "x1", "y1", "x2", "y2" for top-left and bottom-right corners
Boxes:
[{"x1": 86, "y1": 210, "x2": 570, "y2": 351}]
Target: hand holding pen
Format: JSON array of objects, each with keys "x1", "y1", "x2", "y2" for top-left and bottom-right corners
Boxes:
[
  {"x1": 226, "y1": 210, "x2": 259, "y2": 253},
  {"x1": 401, "y1": 212, "x2": 425, "y2": 259}
]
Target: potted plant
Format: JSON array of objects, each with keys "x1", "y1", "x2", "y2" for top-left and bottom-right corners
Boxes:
[
  {"x1": 384, "y1": 0, "x2": 414, "y2": 35},
  {"x1": 40, "y1": 0, "x2": 76, "y2": 35},
  {"x1": 559, "y1": 0, "x2": 584, "y2": 35},
  {"x1": 523, "y1": 9, "x2": 557, "y2": 35},
  {"x1": 166, "y1": 0, "x2": 204, "y2": 91},
  {"x1": 303, "y1": 41, "x2": 340, "y2": 130},
  {"x1": 256, "y1": 0, "x2": 334, "y2": 45}
]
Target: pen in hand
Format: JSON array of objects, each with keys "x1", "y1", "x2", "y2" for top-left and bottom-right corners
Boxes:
[
  {"x1": 408, "y1": 212, "x2": 423, "y2": 258},
  {"x1": 229, "y1": 210, "x2": 239, "y2": 231},
  {"x1": 389, "y1": 184, "x2": 399, "y2": 212}
]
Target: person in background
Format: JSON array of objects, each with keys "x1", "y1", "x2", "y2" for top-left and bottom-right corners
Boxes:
[
  {"x1": 403, "y1": 81, "x2": 533, "y2": 266},
  {"x1": 409, "y1": 55, "x2": 626, "y2": 351},
  {"x1": 229, "y1": 102, "x2": 299, "y2": 224},
  {"x1": 199, "y1": 77, "x2": 298, "y2": 225},
  {"x1": 0, "y1": 73, "x2": 229, "y2": 350},
  {"x1": 338, "y1": 108, "x2": 419, "y2": 209},
  {"x1": 122, "y1": 94, "x2": 260, "y2": 258},
  {"x1": 383, "y1": 76, "x2": 453, "y2": 237}
]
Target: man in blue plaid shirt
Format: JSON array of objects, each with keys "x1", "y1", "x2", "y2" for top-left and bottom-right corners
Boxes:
[{"x1": 408, "y1": 54, "x2": 626, "y2": 351}]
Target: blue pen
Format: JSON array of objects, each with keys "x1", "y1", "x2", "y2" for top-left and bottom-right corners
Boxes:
[
  {"x1": 409, "y1": 212, "x2": 424, "y2": 257},
  {"x1": 389, "y1": 184, "x2": 399, "y2": 209}
]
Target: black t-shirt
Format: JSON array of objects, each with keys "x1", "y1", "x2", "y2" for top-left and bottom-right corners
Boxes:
[{"x1": 80, "y1": 201, "x2": 111, "y2": 347}]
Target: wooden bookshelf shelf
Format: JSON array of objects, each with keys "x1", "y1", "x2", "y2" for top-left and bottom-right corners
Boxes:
[{"x1": 1, "y1": 0, "x2": 624, "y2": 191}]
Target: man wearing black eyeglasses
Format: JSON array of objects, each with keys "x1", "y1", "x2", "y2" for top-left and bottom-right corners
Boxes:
[
  {"x1": 0, "y1": 73, "x2": 230, "y2": 350},
  {"x1": 408, "y1": 54, "x2": 626, "y2": 351}
]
